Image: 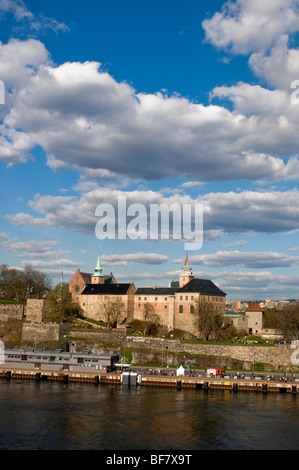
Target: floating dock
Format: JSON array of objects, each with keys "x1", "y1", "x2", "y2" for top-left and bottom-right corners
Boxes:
[{"x1": 0, "y1": 368, "x2": 297, "y2": 394}]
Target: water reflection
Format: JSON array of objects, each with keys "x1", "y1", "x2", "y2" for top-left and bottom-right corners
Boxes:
[{"x1": 0, "y1": 380, "x2": 298, "y2": 450}]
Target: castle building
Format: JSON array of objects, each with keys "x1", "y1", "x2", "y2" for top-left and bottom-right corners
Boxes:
[
  {"x1": 245, "y1": 302, "x2": 264, "y2": 336},
  {"x1": 68, "y1": 251, "x2": 285, "y2": 340},
  {"x1": 69, "y1": 253, "x2": 116, "y2": 303},
  {"x1": 179, "y1": 253, "x2": 194, "y2": 287},
  {"x1": 69, "y1": 270, "x2": 93, "y2": 303},
  {"x1": 69, "y1": 252, "x2": 135, "y2": 324},
  {"x1": 79, "y1": 282, "x2": 136, "y2": 324},
  {"x1": 134, "y1": 255, "x2": 226, "y2": 336},
  {"x1": 69, "y1": 252, "x2": 226, "y2": 336}
]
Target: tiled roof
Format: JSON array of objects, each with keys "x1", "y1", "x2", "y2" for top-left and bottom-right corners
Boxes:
[
  {"x1": 80, "y1": 272, "x2": 92, "y2": 283},
  {"x1": 178, "y1": 278, "x2": 226, "y2": 296},
  {"x1": 81, "y1": 283, "x2": 132, "y2": 295},
  {"x1": 135, "y1": 279, "x2": 226, "y2": 297},
  {"x1": 135, "y1": 287, "x2": 177, "y2": 296},
  {"x1": 245, "y1": 302, "x2": 264, "y2": 312}
]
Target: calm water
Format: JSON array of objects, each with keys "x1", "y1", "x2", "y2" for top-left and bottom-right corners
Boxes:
[{"x1": 0, "y1": 379, "x2": 298, "y2": 451}]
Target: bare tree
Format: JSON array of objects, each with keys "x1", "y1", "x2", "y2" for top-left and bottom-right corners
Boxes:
[
  {"x1": 0, "y1": 264, "x2": 10, "y2": 297},
  {"x1": 100, "y1": 297, "x2": 126, "y2": 328},
  {"x1": 23, "y1": 265, "x2": 52, "y2": 298},
  {"x1": 193, "y1": 298, "x2": 222, "y2": 340},
  {"x1": 143, "y1": 302, "x2": 160, "y2": 335}
]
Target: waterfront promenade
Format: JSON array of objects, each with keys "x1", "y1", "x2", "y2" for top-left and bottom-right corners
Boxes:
[{"x1": 1, "y1": 365, "x2": 298, "y2": 394}]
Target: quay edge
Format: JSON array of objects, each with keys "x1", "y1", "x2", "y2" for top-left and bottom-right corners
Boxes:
[{"x1": 0, "y1": 368, "x2": 297, "y2": 393}]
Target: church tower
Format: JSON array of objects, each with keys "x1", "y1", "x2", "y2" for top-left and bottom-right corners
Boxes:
[
  {"x1": 91, "y1": 249, "x2": 105, "y2": 284},
  {"x1": 179, "y1": 253, "x2": 194, "y2": 287}
]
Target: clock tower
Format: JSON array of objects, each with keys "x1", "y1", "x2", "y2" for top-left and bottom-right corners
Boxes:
[{"x1": 179, "y1": 253, "x2": 194, "y2": 287}]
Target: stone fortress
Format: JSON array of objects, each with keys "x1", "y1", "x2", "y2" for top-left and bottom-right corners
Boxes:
[
  {"x1": 68, "y1": 251, "x2": 276, "y2": 339},
  {"x1": 0, "y1": 251, "x2": 286, "y2": 369}
]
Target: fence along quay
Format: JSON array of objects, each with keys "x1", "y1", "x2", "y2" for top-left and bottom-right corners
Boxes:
[{"x1": 0, "y1": 348, "x2": 298, "y2": 393}]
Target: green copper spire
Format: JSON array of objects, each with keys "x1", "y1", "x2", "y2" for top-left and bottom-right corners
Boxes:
[{"x1": 93, "y1": 248, "x2": 103, "y2": 276}]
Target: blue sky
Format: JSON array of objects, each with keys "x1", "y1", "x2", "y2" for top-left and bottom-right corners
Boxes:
[{"x1": 1, "y1": 0, "x2": 299, "y2": 300}]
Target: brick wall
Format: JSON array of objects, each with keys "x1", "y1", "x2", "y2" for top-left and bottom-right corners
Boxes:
[{"x1": 69, "y1": 269, "x2": 88, "y2": 302}]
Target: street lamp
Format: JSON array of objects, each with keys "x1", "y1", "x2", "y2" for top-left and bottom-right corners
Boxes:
[{"x1": 162, "y1": 345, "x2": 168, "y2": 368}]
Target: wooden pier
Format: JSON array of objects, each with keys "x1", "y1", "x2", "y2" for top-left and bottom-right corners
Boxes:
[{"x1": 0, "y1": 368, "x2": 297, "y2": 393}]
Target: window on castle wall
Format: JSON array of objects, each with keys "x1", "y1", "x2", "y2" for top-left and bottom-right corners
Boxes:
[
  {"x1": 190, "y1": 305, "x2": 194, "y2": 314},
  {"x1": 179, "y1": 305, "x2": 183, "y2": 314}
]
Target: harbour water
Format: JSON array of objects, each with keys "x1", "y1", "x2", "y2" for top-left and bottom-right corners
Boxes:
[{"x1": 0, "y1": 379, "x2": 298, "y2": 451}]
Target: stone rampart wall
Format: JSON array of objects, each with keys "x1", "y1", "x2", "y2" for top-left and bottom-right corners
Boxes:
[
  {"x1": 22, "y1": 323, "x2": 70, "y2": 344},
  {"x1": 26, "y1": 299, "x2": 49, "y2": 322},
  {"x1": 0, "y1": 304, "x2": 24, "y2": 321},
  {"x1": 70, "y1": 331, "x2": 297, "y2": 370}
]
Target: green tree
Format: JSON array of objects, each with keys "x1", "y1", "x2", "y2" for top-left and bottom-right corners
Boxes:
[
  {"x1": 278, "y1": 303, "x2": 299, "y2": 340},
  {"x1": 3, "y1": 269, "x2": 27, "y2": 302},
  {"x1": 264, "y1": 309, "x2": 279, "y2": 329},
  {"x1": 45, "y1": 283, "x2": 80, "y2": 322},
  {"x1": 123, "y1": 348, "x2": 133, "y2": 363},
  {"x1": 1, "y1": 264, "x2": 52, "y2": 302}
]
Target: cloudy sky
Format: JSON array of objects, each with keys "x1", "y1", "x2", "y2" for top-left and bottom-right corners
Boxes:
[{"x1": 1, "y1": 0, "x2": 299, "y2": 300}]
